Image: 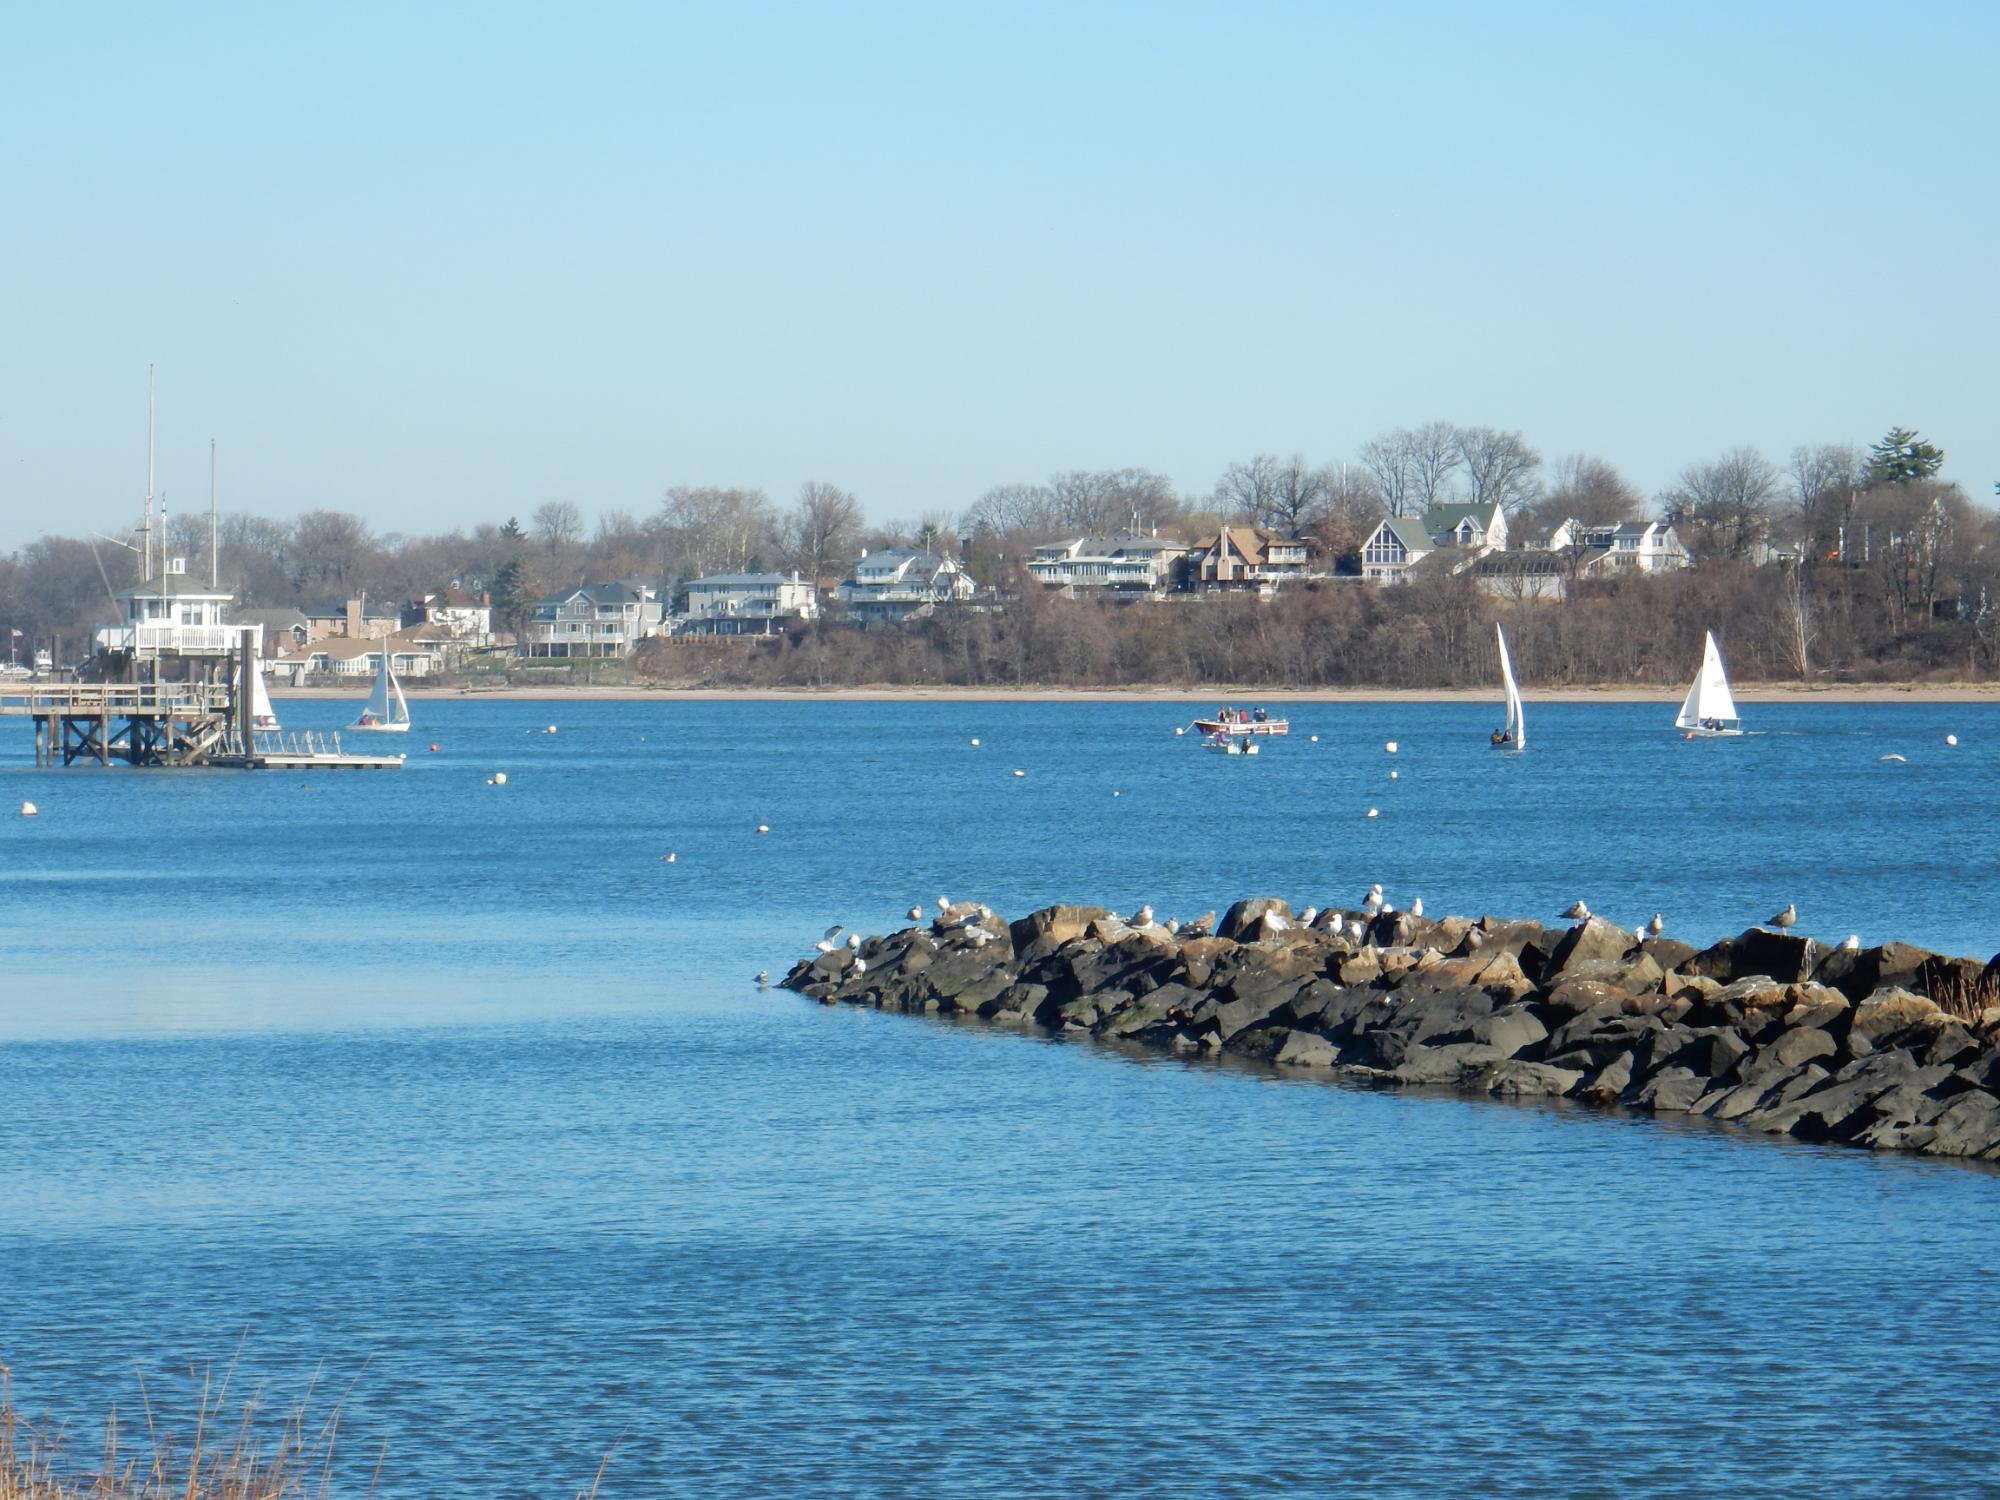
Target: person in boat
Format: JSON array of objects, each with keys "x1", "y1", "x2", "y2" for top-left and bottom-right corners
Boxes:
[
  {"x1": 1491, "y1": 729, "x2": 1510, "y2": 746},
  {"x1": 1253, "y1": 707, "x2": 1267, "y2": 723}
]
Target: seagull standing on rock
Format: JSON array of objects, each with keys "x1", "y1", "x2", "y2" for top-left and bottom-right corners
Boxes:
[
  {"x1": 1133, "y1": 903, "x2": 1153, "y2": 927},
  {"x1": 1647, "y1": 913, "x2": 1665, "y2": 937},
  {"x1": 1409, "y1": 898, "x2": 1424, "y2": 918},
  {"x1": 814, "y1": 925, "x2": 845, "y2": 953},
  {"x1": 1768, "y1": 903, "x2": 1797, "y2": 931},
  {"x1": 1363, "y1": 884, "x2": 1384, "y2": 914},
  {"x1": 1840, "y1": 933, "x2": 1860, "y2": 951},
  {"x1": 847, "y1": 931, "x2": 861, "y2": 950},
  {"x1": 1560, "y1": 900, "x2": 1591, "y2": 921},
  {"x1": 908, "y1": 905, "x2": 923, "y2": 922}
]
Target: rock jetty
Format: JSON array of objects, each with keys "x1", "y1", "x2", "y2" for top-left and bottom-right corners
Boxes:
[{"x1": 784, "y1": 899, "x2": 2000, "y2": 1161}]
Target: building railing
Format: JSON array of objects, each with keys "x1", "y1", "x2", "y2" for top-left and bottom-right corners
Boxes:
[{"x1": 0, "y1": 683, "x2": 234, "y2": 715}]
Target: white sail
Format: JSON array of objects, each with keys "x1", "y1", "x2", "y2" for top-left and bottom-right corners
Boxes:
[
  {"x1": 350, "y1": 647, "x2": 412, "y2": 732},
  {"x1": 1496, "y1": 624, "x2": 1525, "y2": 749},
  {"x1": 234, "y1": 658, "x2": 281, "y2": 732},
  {"x1": 1675, "y1": 631, "x2": 1740, "y2": 730}
]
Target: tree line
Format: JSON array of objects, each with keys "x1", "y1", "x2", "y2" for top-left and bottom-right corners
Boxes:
[{"x1": 0, "y1": 421, "x2": 1989, "y2": 684}]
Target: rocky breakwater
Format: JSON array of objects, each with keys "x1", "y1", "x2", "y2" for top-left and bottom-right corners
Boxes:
[{"x1": 783, "y1": 899, "x2": 2000, "y2": 1161}]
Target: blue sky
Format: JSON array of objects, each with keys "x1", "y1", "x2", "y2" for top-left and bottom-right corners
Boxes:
[{"x1": 2, "y1": 1, "x2": 1993, "y2": 546}]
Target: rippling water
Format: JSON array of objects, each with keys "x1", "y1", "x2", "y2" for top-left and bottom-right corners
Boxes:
[{"x1": 3, "y1": 698, "x2": 1996, "y2": 1495}]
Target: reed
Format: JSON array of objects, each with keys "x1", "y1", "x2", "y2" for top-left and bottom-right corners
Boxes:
[
  {"x1": 0, "y1": 1358, "x2": 362, "y2": 1500},
  {"x1": 1930, "y1": 965, "x2": 2000, "y2": 1026}
]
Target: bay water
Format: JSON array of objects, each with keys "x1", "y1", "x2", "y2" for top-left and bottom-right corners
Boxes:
[{"x1": 3, "y1": 698, "x2": 1997, "y2": 1495}]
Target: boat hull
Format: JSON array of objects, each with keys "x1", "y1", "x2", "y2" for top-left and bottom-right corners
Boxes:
[
  {"x1": 1192, "y1": 719, "x2": 1287, "y2": 737},
  {"x1": 349, "y1": 722, "x2": 411, "y2": 734},
  {"x1": 1679, "y1": 726, "x2": 1743, "y2": 738}
]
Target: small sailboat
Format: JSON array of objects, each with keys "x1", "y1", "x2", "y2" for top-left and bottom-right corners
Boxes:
[
  {"x1": 1491, "y1": 624, "x2": 1524, "y2": 750},
  {"x1": 1675, "y1": 631, "x2": 1743, "y2": 737},
  {"x1": 350, "y1": 646, "x2": 411, "y2": 733},
  {"x1": 247, "y1": 663, "x2": 280, "y2": 731}
]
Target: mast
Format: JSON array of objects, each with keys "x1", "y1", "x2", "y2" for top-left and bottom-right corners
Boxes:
[
  {"x1": 209, "y1": 439, "x2": 219, "y2": 589},
  {"x1": 143, "y1": 364, "x2": 156, "y2": 583}
]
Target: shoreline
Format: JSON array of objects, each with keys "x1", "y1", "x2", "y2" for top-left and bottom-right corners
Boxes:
[{"x1": 270, "y1": 682, "x2": 2000, "y2": 704}]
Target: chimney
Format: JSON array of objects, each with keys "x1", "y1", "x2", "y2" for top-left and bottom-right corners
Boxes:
[{"x1": 345, "y1": 599, "x2": 363, "y2": 638}]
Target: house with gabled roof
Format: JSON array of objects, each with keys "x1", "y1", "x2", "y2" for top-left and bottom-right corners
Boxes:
[
  {"x1": 679, "y1": 571, "x2": 819, "y2": 635},
  {"x1": 1186, "y1": 527, "x2": 1317, "y2": 593},
  {"x1": 835, "y1": 550, "x2": 977, "y2": 624},
  {"x1": 1359, "y1": 515, "x2": 1437, "y2": 582},
  {"x1": 522, "y1": 581, "x2": 665, "y2": 658}
]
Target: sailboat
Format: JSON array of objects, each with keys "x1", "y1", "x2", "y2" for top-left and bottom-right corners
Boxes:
[
  {"x1": 1674, "y1": 631, "x2": 1743, "y2": 737},
  {"x1": 238, "y1": 659, "x2": 280, "y2": 732},
  {"x1": 349, "y1": 646, "x2": 411, "y2": 733},
  {"x1": 1491, "y1": 624, "x2": 1524, "y2": 750}
]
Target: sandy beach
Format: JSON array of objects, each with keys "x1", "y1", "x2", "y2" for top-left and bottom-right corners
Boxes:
[{"x1": 271, "y1": 681, "x2": 2000, "y2": 704}]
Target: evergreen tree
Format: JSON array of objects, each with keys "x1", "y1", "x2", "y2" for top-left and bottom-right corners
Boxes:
[{"x1": 1868, "y1": 427, "x2": 1945, "y2": 485}]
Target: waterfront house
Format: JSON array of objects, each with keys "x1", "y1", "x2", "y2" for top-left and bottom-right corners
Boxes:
[
  {"x1": 268, "y1": 630, "x2": 442, "y2": 683},
  {"x1": 835, "y1": 550, "x2": 977, "y2": 624},
  {"x1": 679, "y1": 571, "x2": 820, "y2": 635},
  {"x1": 303, "y1": 598, "x2": 401, "y2": 641},
  {"x1": 404, "y1": 588, "x2": 494, "y2": 646},
  {"x1": 93, "y1": 562, "x2": 240, "y2": 660},
  {"x1": 1026, "y1": 533, "x2": 1190, "y2": 596},
  {"x1": 1360, "y1": 501, "x2": 1513, "y2": 584},
  {"x1": 1186, "y1": 527, "x2": 1317, "y2": 593},
  {"x1": 1465, "y1": 547, "x2": 1617, "y2": 601},
  {"x1": 522, "y1": 582, "x2": 666, "y2": 658},
  {"x1": 1530, "y1": 518, "x2": 1688, "y2": 572}
]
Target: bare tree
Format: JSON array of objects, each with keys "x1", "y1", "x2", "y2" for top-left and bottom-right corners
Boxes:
[
  {"x1": 1213, "y1": 455, "x2": 1282, "y2": 524},
  {"x1": 291, "y1": 510, "x2": 373, "y2": 589},
  {"x1": 1265, "y1": 455, "x2": 1335, "y2": 535},
  {"x1": 960, "y1": 482, "x2": 1059, "y2": 540},
  {"x1": 1778, "y1": 560, "x2": 1817, "y2": 676},
  {"x1": 532, "y1": 500, "x2": 584, "y2": 554},
  {"x1": 1359, "y1": 423, "x2": 1463, "y2": 518},
  {"x1": 1657, "y1": 448, "x2": 1779, "y2": 561},
  {"x1": 1534, "y1": 453, "x2": 1642, "y2": 530},
  {"x1": 1455, "y1": 427, "x2": 1542, "y2": 515},
  {"x1": 1787, "y1": 443, "x2": 1865, "y2": 560},
  {"x1": 655, "y1": 486, "x2": 778, "y2": 582},
  {"x1": 782, "y1": 480, "x2": 862, "y2": 587}
]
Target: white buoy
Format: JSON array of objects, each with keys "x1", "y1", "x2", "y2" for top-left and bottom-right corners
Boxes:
[
  {"x1": 19, "y1": 801, "x2": 36, "y2": 817},
  {"x1": 756, "y1": 823, "x2": 770, "y2": 834},
  {"x1": 1309, "y1": 735, "x2": 1318, "y2": 743},
  {"x1": 492, "y1": 772, "x2": 507, "y2": 785},
  {"x1": 1389, "y1": 770, "x2": 1398, "y2": 780},
  {"x1": 1012, "y1": 769, "x2": 1025, "y2": 777},
  {"x1": 969, "y1": 737, "x2": 980, "y2": 747},
  {"x1": 546, "y1": 724, "x2": 557, "y2": 734},
  {"x1": 1174, "y1": 727, "x2": 1185, "y2": 737},
  {"x1": 1365, "y1": 807, "x2": 1379, "y2": 818},
  {"x1": 1946, "y1": 734, "x2": 1959, "y2": 746},
  {"x1": 1384, "y1": 741, "x2": 1398, "y2": 754}
]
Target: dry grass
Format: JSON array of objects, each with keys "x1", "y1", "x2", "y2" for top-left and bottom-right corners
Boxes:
[
  {"x1": 0, "y1": 1352, "x2": 373, "y2": 1500},
  {"x1": 3, "y1": 1359, "x2": 618, "y2": 1500}
]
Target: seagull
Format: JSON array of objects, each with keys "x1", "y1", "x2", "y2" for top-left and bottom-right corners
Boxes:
[
  {"x1": 814, "y1": 924, "x2": 845, "y2": 953},
  {"x1": 1839, "y1": 933, "x2": 1860, "y2": 951},
  {"x1": 1164, "y1": 917, "x2": 1180, "y2": 935},
  {"x1": 1409, "y1": 898, "x2": 1424, "y2": 918},
  {"x1": 1324, "y1": 913, "x2": 1345, "y2": 939},
  {"x1": 1299, "y1": 906, "x2": 1318, "y2": 926},
  {"x1": 965, "y1": 926, "x2": 995, "y2": 947},
  {"x1": 852, "y1": 955, "x2": 867, "y2": 975},
  {"x1": 1647, "y1": 912, "x2": 1664, "y2": 936},
  {"x1": 1133, "y1": 903, "x2": 1154, "y2": 926},
  {"x1": 754, "y1": 970, "x2": 769, "y2": 987},
  {"x1": 1464, "y1": 927, "x2": 1485, "y2": 951},
  {"x1": 663, "y1": 851, "x2": 676, "y2": 863},
  {"x1": 847, "y1": 931, "x2": 861, "y2": 950},
  {"x1": 936, "y1": 895, "x2": 951, "y2": 913},
  {"x1": 1560, "y1": 900, "x2": 1590, "y2": 921},
  {"x1": 1768, "y1": 903, "x2": 1796, "y2": 931},
  {"x1": 1259, "y1": 909, "x2": 1291, "y2": 935},
  {"x1": 1363, "y1": 884, "x2": 1384, "y2": 913},
  {"x1": 908, "y1": 905, "x2": 923, "y2": 922}
]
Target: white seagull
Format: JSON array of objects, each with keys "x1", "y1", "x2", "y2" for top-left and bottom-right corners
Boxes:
[
  {"x1": 1768, "y1": 903, "x2": 1797, "y2": 931},
  {"x1": 1363, "y1": 884, "x2": 1385, "y2": 913},
  {"x1": 908, "y1": 905, "x2": 923, "y2": 922},
  {"x1": 1647, "y1": 913, "x2": 1664, "y2": 937},
  {"x1": 1839, "y1": 933, "x2": 1860, "y2": 951},
  {"x1": 1560, "y1": 900, "x2": 1590, "y2": 921},
  {"x1": 1133, "y1": 903, "x2": 1154, "y2": 927},
  {"x1": 847, "y1": 931, "x2": 861, "y2": 950},
  {"x1": 1409, "y1": 898, "x2": 1424, "y2": 918},
  {"x1": 815, "y1": 924, "x2": 845, "y2": 953}
]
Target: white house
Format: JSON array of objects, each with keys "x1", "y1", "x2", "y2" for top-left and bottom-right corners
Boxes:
[
  {"x1": 1530, "y1": 518, "x2": 1689, "y2": 571},
  {"x1": 406, "y1": 588, "x2": 494, "y2": 646},
  {"x1": 94, "y1": 564, "x2": 241, "y2": 659},
  {"x1": 523, "y1": 582, "x2": 666, "y2": 658},
  {"x1": 1360, "y1": 501, "x2": 1512, "y2": 584},
  {"x1": 1026, "y1": 533, "x2": 1190, "y2": 595},
  {"x1": 679, "y1": 571, "x2": 819, "y2": 635},
  {"x1": 835, "y1": 550, "x2": 977, "y2": 624}
]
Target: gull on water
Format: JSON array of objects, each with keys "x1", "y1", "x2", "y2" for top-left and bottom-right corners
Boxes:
[
  {"x1": 754, "y1": 970, "x2": 769, "y2": 987},
  {"x1": 1768, "y1": 903, "x2": 1797, "y2": 931}
]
